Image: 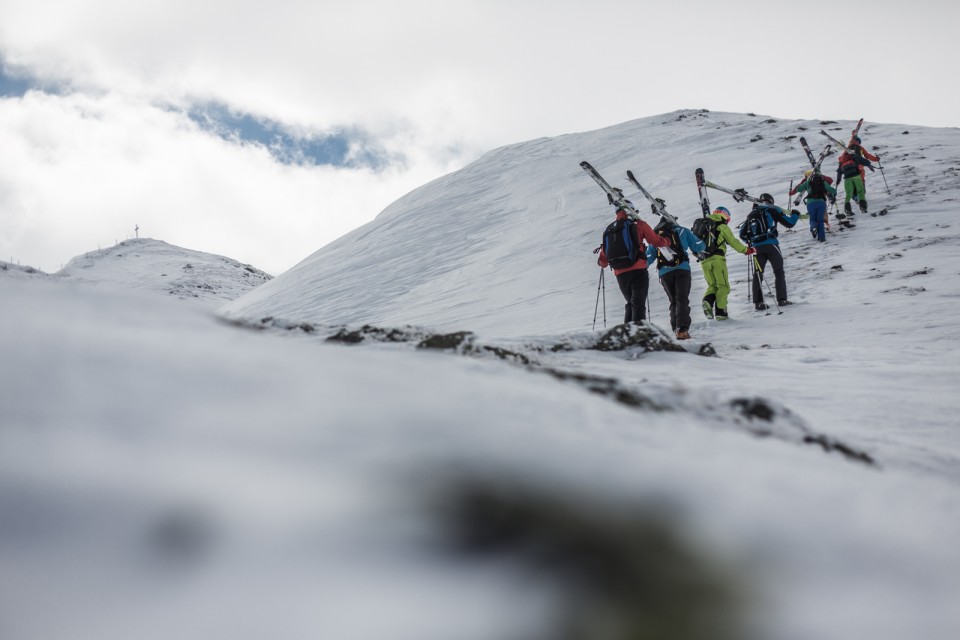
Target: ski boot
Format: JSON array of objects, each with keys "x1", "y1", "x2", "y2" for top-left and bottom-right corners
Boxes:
[
  {"x1": 715, "y1": 308, "x2": 729, "y2": 321},
  {"x1": 859, "y1": 199, "x2": 868, "y2": 214},
  {"x1": 702, "y1": 294, "x2": 716, "y2": 319}
]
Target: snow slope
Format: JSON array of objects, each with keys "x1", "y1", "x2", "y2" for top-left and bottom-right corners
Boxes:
[
  {"x1": 3, "y1": 110, "x2": 960, "y2": 640},
  {"x1": 220, "y1": 110, "x2": 960, "y2": 336},
  {"x1": 56, "y1": 237, "x2": 273, "y2": 307}
]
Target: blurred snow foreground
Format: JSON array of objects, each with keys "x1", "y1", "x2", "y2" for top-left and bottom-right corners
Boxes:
[{"x1": 3, "y1": 110, "x2": 960, "y2": 640}]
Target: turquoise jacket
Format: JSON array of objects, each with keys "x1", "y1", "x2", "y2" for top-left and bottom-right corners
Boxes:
[{"x1": 645, "y1": 226, "x2": 706, "y2": 278}]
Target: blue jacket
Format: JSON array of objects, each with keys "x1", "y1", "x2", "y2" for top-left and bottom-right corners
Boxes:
[
  {"x1": 738, "y1": 205, "x2": 800, "y2": 248},
  {"x1": 646, "y1": 226, "x2": 706, "y2": 277}
]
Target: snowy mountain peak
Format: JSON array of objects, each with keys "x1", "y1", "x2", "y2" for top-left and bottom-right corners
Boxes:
[{"x1": 55, "y1": 237, "x2": 272, "y2": 307}]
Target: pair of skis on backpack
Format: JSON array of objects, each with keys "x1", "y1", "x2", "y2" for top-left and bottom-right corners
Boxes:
[
  {"x1": 581, "y1": 161, "x2": 770, "y2": 223},
  {"x1": 579, "y1": 161, "x2": 679, "y2": 225}
]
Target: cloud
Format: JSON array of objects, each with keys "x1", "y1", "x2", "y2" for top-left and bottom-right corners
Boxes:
[
  {"x1": 183, "y1": 101, "x2": 391, "y2": 169},
  {"x1": 1, "y1": 0, "x2": 959, "y2": 274},
  {"x1": 0, "y1": 90, "x2": 465, "y2": 274}
]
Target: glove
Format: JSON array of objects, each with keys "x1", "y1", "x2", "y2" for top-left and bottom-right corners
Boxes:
[
  {"x1": 694, "y1": 252, "x2": 707, "y2": 262},
  {"x1": 745, "y1": 247, "x2": 757, "y2": 256},
  {"x1": 828, "y1": 194, "x2": 836, "y2": 204},
  {"x1": 791, "y1": 209, "x2": 801, "y2": 216}
]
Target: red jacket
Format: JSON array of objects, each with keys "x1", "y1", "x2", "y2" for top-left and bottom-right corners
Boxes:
[{"x1": 597, "y1": 210, "x2": 670, "y2": 275}]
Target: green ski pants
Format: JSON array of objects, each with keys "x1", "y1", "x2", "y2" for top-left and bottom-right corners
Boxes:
[
  {"x1": 843, "y1": 175, "x2": 866, "y2": 203},
  {"x1": 702, "y1": 256, "x2": 732, "y2": 310}
]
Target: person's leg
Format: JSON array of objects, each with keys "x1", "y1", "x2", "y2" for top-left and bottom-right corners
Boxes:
[
  {"x1": 713, "y1": 260, "x2": 731, "y2": 316},
  {"x1": 658, "y1": 272, "x2": 677, "y2": 331},
  {"x1": 674, "y1": 270, "x2": 692, "y2": 329},
  {"x1": 627, "y1": 269, "x2": 649, "y2": 322},
  {"x1": 616, "y1": 272, "x2": 633, "y2": 323},
  {"x1": 763, "y1": 245, "x2": 788, "y2": 303}
]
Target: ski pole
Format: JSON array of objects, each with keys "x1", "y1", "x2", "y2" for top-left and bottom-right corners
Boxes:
[
  {"x1": 602, "y1": 269, "x2": 606, "y2": 328},
  {"x1": 746, "y1": 255, "x2": 752, "y2": 302},
  {"x1": 593, "y1": 267, "x2": 604, "y2": 330},
  {"x1": 878, "y1": 163, "x2": 891, "y2": 195}
]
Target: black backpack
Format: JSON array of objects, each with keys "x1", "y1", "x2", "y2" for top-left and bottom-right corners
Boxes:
[
  {"x1": 655, "y1": 223, "x2": 688, "y2": 269},
  {"x1": 602, "y1": 218, "x2": 641, "y2": 269},
  {"x1": 691, "y1": 217, "x2": 722, "y2": 257},
  {"x1": 740, "y1": 207, "x2": 774, "y2": 244},
  {"x1": 808, "y1": 173, "x2": 827, "y2": 200}
]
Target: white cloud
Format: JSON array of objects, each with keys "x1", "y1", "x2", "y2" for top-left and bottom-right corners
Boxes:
[
  {"x1": 0, "y1": 91, "x2": 461, "y2": 274},
  {"x1": 1, "y1": 0, "x2": 958, "y2": 271}
]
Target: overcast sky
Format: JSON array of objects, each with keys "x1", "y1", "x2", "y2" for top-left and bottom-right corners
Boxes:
[{"x1": 2, "y1": 0, "x2": 957, "y2": 274}]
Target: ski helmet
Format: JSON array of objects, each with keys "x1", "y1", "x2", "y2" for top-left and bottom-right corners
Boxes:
[
  {"x1": 713, "y1": 206, "x2": 731, "y2": 223},
  {"x1": 759, "y1": 193, "x2": 775, "y2": 205}
]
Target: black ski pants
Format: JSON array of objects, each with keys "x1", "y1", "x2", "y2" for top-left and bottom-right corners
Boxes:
[
  {"x1": 752, "y1": 243, "x2": 788, "y2": 304},
  {"x1": 615, "y1": 268, "x2": 650, "y2": 324},
  {"x1": 659, "y1": 269, "x2": 692, "y2": 332}
]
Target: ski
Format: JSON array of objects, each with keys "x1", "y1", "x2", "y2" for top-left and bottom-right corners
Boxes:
[
  {"x1": 820, "y1": 129, "x2": 856, "y2": 154},
  {"x1": 581, "y1": 162, "x2": 676, "y2": 261},
  {"x1": 799, "y1": 137, "x2": 819, "y2": 168},
  {"x1": 699, "y1": 176, "x2": 765, "y2": 205},
  {"x1": 821, "y1": 129, "x2": 875, "y2": 172},
  {"x1": 625, "y1": 170, "x2": 679, "y2": 225},
  {"x1": 695, "y1": 168, "x2": 712, "y2": 218},
  {"x1": 799, "y1": 137, "x2": 834, "y2": 171},
  {"x1": 580, "y1": 161, "x2": 643, "y2": 221},
  {"x1": 794, "y1": 141, "x2": 834, "y2": 205},
  {"x1": 851, "y1": 117, "x2": 864, "y2": 139}
]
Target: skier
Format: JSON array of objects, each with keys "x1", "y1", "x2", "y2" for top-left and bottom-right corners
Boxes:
[
  {"x1": 644, "y1": 218, "x2": 706, "y2": 340},
  {"x1": 738, "y1": 194, "x2": 800, "y2": 310},
  {"x1": 696, "y1": 206, "x2": 754, "y2": 321},
  {"x1": 597, "y1": 207, "x2": 672, "y2": 325},
  {"x1": 791, "y1": 170, "x2": 837, "y2": 242},
  {"x1": 836, "y1": 135, "x2": 879, "y2": 217}
]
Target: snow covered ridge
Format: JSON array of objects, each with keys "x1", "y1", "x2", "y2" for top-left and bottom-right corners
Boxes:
[
  {"x1": 47, "y1": 237, "x2": 272, "y2": 306},
  {"x1": 217, "y1": 109, "x2": 960, "y2": 337},
  {"x1": 229, "y1": 315, "x2": 876, "y2": 466},
  {"x1": 0, "y1": 260, "x2": 57, "y2": 279}
]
